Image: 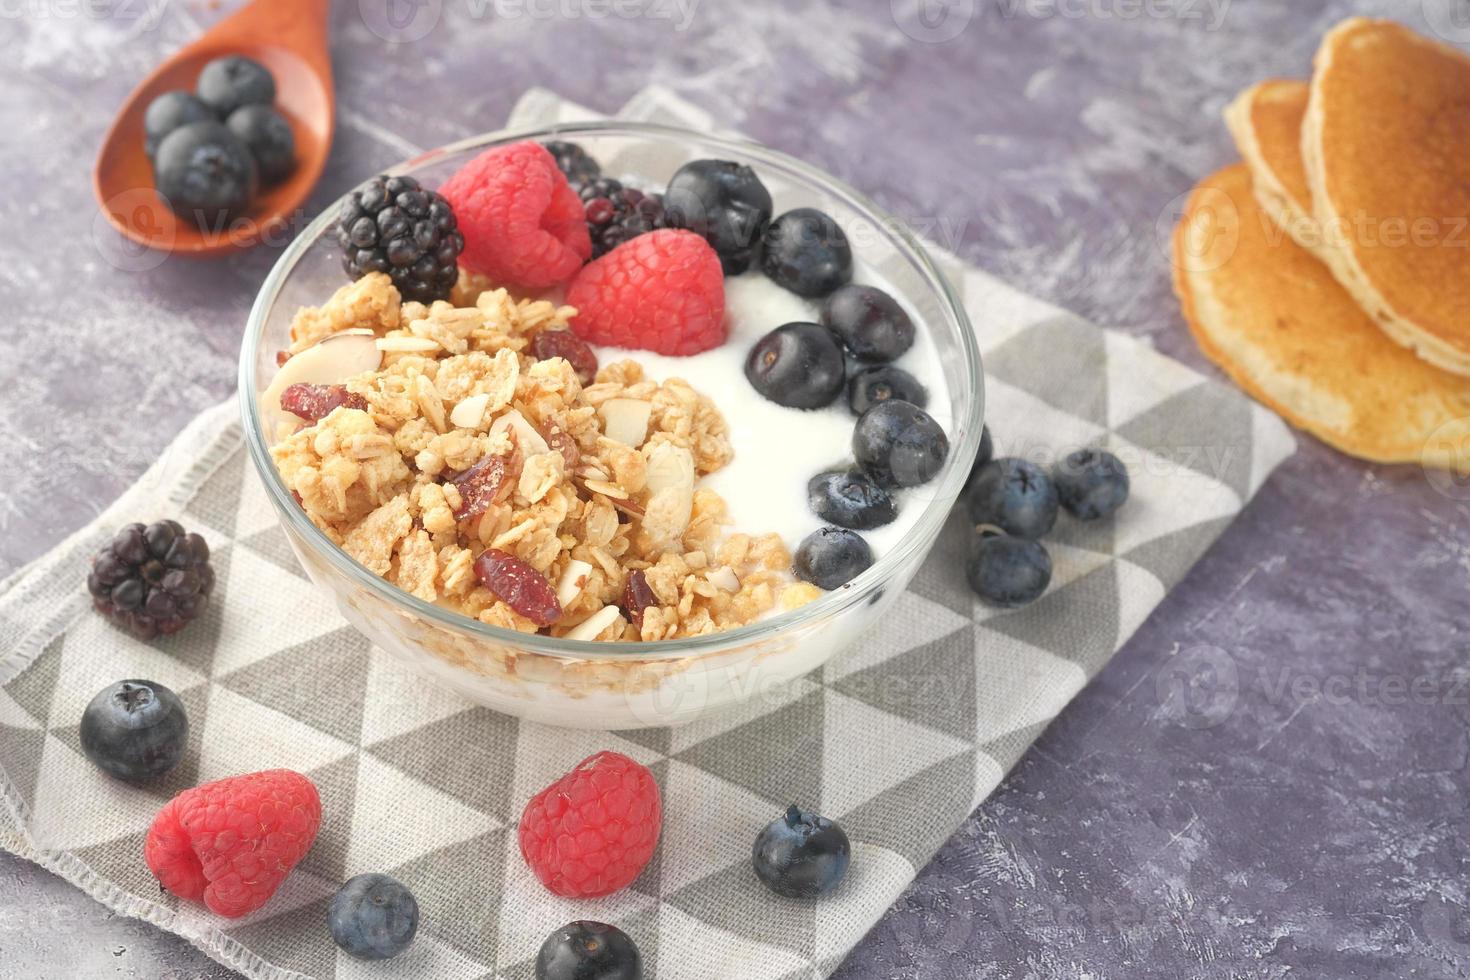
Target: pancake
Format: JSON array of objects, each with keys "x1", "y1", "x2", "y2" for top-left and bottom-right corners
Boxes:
[
  {"x1": 1224, "y1": 79, "x2": 1323, "y2": 256},
  {"x1": 1302, "y1": 17, "x2": 1470, "y2": 377},
  {"x1": 1172, "y1": 163, "x2": 1470, "y2": 471}
]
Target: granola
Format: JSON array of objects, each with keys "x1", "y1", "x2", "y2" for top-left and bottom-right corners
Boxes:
[{"x1": 269, "y1": 271, "x2": 793, "y2": 641}]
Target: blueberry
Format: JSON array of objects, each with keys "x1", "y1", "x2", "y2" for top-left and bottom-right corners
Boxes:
[
  {"x1": 808, "y1": 470, "x2": 897, "y2": 530},
  {"x1": 852, "y1": 400, "x2": 949, "y2": 488},
  {"x1": 966, "y1": 531, "x2": 1052, "y2": 607},
  {"x1": 143, "y1": 91, "x2": 214, "y2": 159},
  {"x1": 745, "y1": 322, "x2": 846, "y2": 409},
  {"x1": 195, "y1": 55, "x2": 275, "y2": 118},
  {"x1": 847, "y1": 365, "x2": 928, "y2": 416},
  {"x1": 964, "y1": 425, "x2": 994, "y2": 489},
  {"x1": 760, "y1": 208, "x2": 853, "y2": 298},
  {"x1": 79, "y1": 680, "x2": 188, "y2": 781},
  {"x1": 328, "y1": 874, "x2": 419, "y2": 960},
  {"x1": 663, "y1": 159, "x2": 772, "y2": 274},
  {"x1": 153, "y1": 120, "x2": 258, "y2": 227},
  {"x1": 752, "y1": 805, "x2": 851, "y2": 898},
  {"x1": 820, "y1": 284, "x2": 915, "y2": 362},
  {"x1": 1053, "y1": 449, "x2": 1130, "y2": 520},
  {"x1": 225, "y1": 104, "x2": 295, "y2": 185},
  {"x1": 794, "y1": 526, "x2": 873, "y2": 590},
  {"x1": 965, "y1": 458, "x2": 1057, "y2": 539},
  {"x1": 536, "y1": 921, "x2": 642, "y2": 980}
]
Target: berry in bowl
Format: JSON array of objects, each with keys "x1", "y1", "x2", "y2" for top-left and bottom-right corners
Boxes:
[{"x1": 240, "y1": 123, "x2": 983, "y2": 729}]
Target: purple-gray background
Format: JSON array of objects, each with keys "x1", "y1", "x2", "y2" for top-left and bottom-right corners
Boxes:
[{"x1": 3, "y1": 0, "x2": 1468, "y2": 977}]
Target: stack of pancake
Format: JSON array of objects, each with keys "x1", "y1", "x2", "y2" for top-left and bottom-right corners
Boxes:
[{"x1": 1173, "y1": 17, "x2": 1470, "y2": 472}]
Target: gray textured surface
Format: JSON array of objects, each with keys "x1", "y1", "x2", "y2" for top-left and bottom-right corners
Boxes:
[{"x1": 1, "y1": 1, "x2": 1467, "y2": 978}]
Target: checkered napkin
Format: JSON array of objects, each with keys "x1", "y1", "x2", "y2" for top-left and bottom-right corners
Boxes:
[{"x1": 0, "y1": 87, "x2": 1292, "y2": 980}]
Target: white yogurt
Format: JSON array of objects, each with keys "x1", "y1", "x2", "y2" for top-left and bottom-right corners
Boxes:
[{"x1": 591, "y1": 266, "x2": 953, "y2": 562}]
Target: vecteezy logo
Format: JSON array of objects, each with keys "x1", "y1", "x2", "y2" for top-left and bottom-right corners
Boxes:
[
  {"x1": 891, "y1": 0, "x2": 975, "y2": 43},
  {"x1": 1155, "y1": 644, "x2": 1238, "y2": 730},
  {"x1": 92, "y1": 188, "x2": 173, "y2": 273},
  {"x1": 1157, "y1": 182, "x2": 1240, "y2": 275},
  {"x1": 1422, "y1": 893, "x2": 1470, "y2": 958},
  {"x1": 1422, "y1": 416, "x2": 1470, "y2": 500},
  {"x1": 1422, "y1": 0, "x2": 1470, "y2": 44},
  {"x1": 358, "y1": 0, "x2": 443, "y2": 43}
]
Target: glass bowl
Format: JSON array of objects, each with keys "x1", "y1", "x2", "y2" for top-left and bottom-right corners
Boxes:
[{"x1": 239, "y1": 122, "x2": 983, "y2": 730}]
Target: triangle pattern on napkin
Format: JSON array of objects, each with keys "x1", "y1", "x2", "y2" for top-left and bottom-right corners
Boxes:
[{"x1": 0, "y1": 85, "x2": 1294, "y2": 980}]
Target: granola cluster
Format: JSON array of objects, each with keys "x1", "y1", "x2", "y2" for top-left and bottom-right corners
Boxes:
[{"x1": 269, "y1": 271, "x2": 806, "y2": 641}]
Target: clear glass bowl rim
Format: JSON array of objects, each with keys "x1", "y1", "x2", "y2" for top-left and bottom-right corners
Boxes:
[{"x1": 238, "y1": 120, "x2": 984, "y2": 662}]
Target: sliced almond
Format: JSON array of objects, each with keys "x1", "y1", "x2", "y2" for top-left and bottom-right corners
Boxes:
[
  {"x1": 707, "y1": 566, "x2": 740, "y2": 592},
  {"x1": 599, "y1": 398, "x2": 652, "y2": 447},
  {"x1": 376, "y1": 335, "x2": 441, "y2": 353},
  {"x1": 583, "y1": 479, "x2": 629, "y2": 499},
  {"x1": 555, "y1": 558, "x2": 594, "y2": 607},
  {"x1": 644, "y1": 443, "x2": 696, "y2": 496},
  {"x1": 260, "y1": 329, "x2": 381, "y2": 438},
  {"x1": 564, "y1": 604, "x2": 623, "y2": 641},
  {"x1": 488, "y1": 409, "x2": 551, "y2": 456},
  {"x1": 642, "y1": 484, "x2": 694, "y2": 548},
  {"x1": 450, "y1": 392, "x2": 491, "y2": 430}
]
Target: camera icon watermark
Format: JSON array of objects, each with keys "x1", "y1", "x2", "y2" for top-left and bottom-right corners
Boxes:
[
  {"x1": 891, "y1": 0, "x2": 975, "y2": 43},
  {"x1": 1422, "y1": 0, "x2": 1470, "y2": 44},
  {"x1": 92, "y1": 188, "x2": 174, "y2": 273},
  {"x1": 1155, "y1": 643, "x2": 1238, "y2": 730},
  {"x1": 1422, "y1": 417, "x2": 1470, "y2": 501},
  {"x1": 1422, "y1": 892, "x2": 1470, "y2": 958},
  {"x1": 358, "y1": 0, "x2": 443, "y2": 42},
  {"x1": 1157, "y1": 183, "x2": 1241, "y2": 276}
]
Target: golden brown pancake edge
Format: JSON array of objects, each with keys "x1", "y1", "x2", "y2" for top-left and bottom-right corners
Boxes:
[
  {"x1": 1302, "y1": 17, "x2": 1470, "y2": 377},
  {"x1": 1172, "y1": 163, "x2": 1470, "y2": 472}
]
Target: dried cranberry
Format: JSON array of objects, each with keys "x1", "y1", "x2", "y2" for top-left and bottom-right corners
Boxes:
[
  {"x1": 621, "y1": 568, "x2": 658, "y2": 627},
  {"x1": 280, "y1": 383, "x2": 368, "y2": 422},
  {"x1": 473, "y1": 549, "x2": 562, "y2": 626},
  {"x1": 529, "y1": 329, "x2": 599, "y2": 385},
  {"x1": 450, "y1": 453, "x2": 517, "y2": 520}
]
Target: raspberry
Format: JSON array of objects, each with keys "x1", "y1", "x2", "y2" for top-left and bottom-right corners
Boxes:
[
  {"x1": 439, "y1": 141, "x2": 591, "y2": 289},
  {"x1": 565, "y1": 229, "x2": 726, "y2": 356},
  {"x1": 144, "y1": 769, "x2": 321, "y2": 919},
  {"x1": 519, "y1": 752, "x2": 661, "y2": 898}
]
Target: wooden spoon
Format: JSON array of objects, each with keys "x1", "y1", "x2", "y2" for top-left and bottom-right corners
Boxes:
[{"x1": 92, "y1": 0, "x2": 334, "y2": 258}]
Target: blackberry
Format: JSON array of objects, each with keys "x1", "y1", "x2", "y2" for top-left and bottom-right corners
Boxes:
[
  {"x1": 544, "y1": 140, "x2": 601, "y2": 185},
  {"x1": 337, "y1": 175, "x2": 464, "y2": 303},
  {"x1": 88, "y1": 521, "x2": 215, "y2": 640},
  {"x1": 579, "y1": 177, "x2": 668, "y2": 258}
]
